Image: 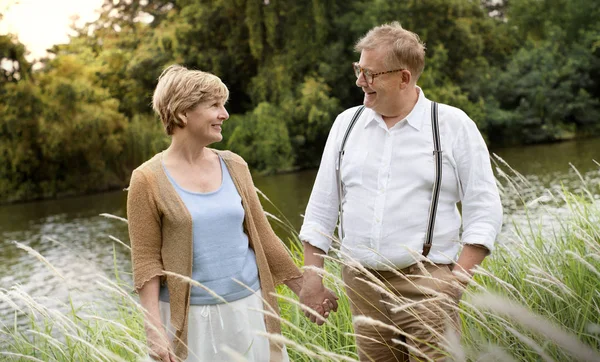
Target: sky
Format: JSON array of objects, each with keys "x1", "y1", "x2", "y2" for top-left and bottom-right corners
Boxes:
[{"x1": 0, "y1": 0, "x2": 104, "y2": 61}]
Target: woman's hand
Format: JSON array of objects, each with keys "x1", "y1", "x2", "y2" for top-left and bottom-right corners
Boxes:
[
  {"x1": 286, "y1": 275, "x2": 338, "y2": 324},
  {"x1": 299, "y1": 274, "x2": 339, "y2": 325},
  {"x1": 147, "y1": 327, "x2": 177, "y2": 362},
  {"x1": 138, "y1": 276, "x2": 176, "y2": 362}
]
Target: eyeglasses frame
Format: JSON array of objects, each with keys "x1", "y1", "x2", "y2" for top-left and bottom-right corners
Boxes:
[{"x1": 352, "y1": 62, "x2": 406, "y2": 84}]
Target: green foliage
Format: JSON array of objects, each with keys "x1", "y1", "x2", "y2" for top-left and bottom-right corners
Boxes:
[
  {"x1": 483, "y1": 27, "x2": 600, "y2": 144},
  {"x1": 508, "y1": 0, "x2": 600, "y2": 44},
  {"x1": 227, "y1": 102, "x2": 294, "y2": 173},
  {"x1": 289, "y1": 77, "x2": 341, "y2": 167},
  {"x1": 1, "y1": 0, "x2": 600, "y2": 201},
  {"x1": 0, "y1": 81, "x2": 44, "y2": 202},
  {"x1": 0, "y1": 33, "x2": 31, "y2": 84},
  {"x1": 119, "y1": 114, "x2": 170, "y2": 173},
  {"x1": 419, "y1": 43, "x2": 487, "y2": 131},
  {"x1": 0, "y1": 54, "x2": 134, "y2": 202},
  {"x1": 37, "y1": 56, "x2": 128, "y2": 193}
]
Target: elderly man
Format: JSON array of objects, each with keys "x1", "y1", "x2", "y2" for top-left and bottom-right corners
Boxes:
[{"x1": 299, "y1": 22, "x2": 503, "y2": 361}]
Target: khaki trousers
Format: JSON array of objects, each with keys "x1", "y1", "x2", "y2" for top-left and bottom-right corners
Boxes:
[{"x1": 342, "y1": 262, "x2": 462, "y2": 362}]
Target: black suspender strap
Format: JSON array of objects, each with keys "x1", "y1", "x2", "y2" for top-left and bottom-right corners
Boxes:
[
  {"x1": 422, "y1": 101, "x2": 442, "y2": 257},
  {"x1": 335, "y1": 102, "x2": 442, "y2": 258},
  {"x1": 335, "y1": 106, "x2": 365, "y2": 240}
]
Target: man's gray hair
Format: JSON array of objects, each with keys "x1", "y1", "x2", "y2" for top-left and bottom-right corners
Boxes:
[{"x1": 355, "y1": 22, "x2": 426, "y2": 82}]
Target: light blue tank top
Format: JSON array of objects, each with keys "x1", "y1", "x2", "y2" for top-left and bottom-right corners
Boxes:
[{"x1": 159, "y1": 156, "x2": 260, "y2": 305}]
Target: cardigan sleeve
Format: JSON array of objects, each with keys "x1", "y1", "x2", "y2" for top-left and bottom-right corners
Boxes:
[
  {"x1": 241, "y1": 163, "x2": 302, "y2": 286},
  {"x1": 127, "y1": 169, "x2": 165, "y2": 292}
]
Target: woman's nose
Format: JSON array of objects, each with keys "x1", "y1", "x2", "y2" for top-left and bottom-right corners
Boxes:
[{"x1": 220, "y1": 107, "x2": 229, "y2": 120}]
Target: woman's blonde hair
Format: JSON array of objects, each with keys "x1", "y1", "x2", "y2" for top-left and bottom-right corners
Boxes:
[
  {"x1": 355, "y1": 22, "x2": 426, "y2": 82},
  {"x1": 152, "y1": 65, "x2": 229, "y2": 135}
]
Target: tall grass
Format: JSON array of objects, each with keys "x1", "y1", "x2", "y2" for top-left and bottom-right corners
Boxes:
[
  {"x1": 0, "y1": 243, "x2": 148, "y2": 361},
  {"x1": 457, "y1": 158, "x2": 600, "y2": 361},
  {"x1": 1, "y1": 159, "x2": 599, "y2": 361}
]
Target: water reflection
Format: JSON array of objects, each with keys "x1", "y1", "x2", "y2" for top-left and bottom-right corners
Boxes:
[
  {"x1": 0, "y1": 138, "x2": 598, "y2": 327},
  {"x1": 0, "y1": 191, "x2": 131, "y2": 328},
  {"x1": 493, "y1": 137, "x2": 599, "y2": 177}
]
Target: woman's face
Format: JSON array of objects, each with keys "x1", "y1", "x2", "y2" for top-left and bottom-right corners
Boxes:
[{"x1": 183, "y1": 99, "x2": 229, "y2": 144}]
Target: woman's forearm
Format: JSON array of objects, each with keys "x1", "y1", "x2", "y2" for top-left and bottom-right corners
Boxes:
[
  {"x1": 139, "y1": 276, "x2": 175, "y2": 361},
  {"x1": 138, "y1": 276, "x2": 163, "y2": 333},
  {"x1": 283, "y1": 275, "x2": 303, "y2": 296}
]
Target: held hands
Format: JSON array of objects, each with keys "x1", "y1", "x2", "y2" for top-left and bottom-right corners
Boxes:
[
  {"x1": 146, "y1": 326, "x2": 177, "y2": 362},
  {"x1": 299, "y1": 274, "x2": 339, "y2": 325}
]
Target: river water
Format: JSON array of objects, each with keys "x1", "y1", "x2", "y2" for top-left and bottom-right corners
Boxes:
[{"x1": 0, "y1": 138, "x2": 599, "y2": 327}]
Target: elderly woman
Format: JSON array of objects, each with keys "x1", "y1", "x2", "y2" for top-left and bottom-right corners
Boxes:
[{"x1": 127, "y1": 65, "x2": 307, "y2": 362}]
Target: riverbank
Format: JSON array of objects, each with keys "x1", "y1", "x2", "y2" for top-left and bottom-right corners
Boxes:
[
  {"x1": 1, "y1": 139, "x2": 599, "y2": 314},
  {"x1": 1, "y1": 167, "x2": 599, "y2": 361},
  {"x1": 2, "y1": 136, "x2": 600, "y2": 206}
]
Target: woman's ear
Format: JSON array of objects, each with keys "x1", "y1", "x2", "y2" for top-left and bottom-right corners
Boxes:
[{"x1": 178, "y1": 112, "x2": 188, "y2": 126}]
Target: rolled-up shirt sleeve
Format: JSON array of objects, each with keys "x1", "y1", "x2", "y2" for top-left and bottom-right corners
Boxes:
[
  {"x1": 454, "y1": 116, "x2": 503, "y2": 253},
  {"x1": 299, "y1": 115, "x2": 344, "y2": 254}
]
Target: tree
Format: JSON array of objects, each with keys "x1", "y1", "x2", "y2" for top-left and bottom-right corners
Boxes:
[
  {"x1": 1, "y1": 0, "x2": 599, "y2": 201},
  {"x1": 0, "y1": 81, "x2": 44, "y2": 201},
  {"x1": 227, "y1": 102, "x2": 294, "y2": 173},
  {"x1": 0, "y1": 34, "x2": 32, "y2": 84},
  {"x1": 483, "y1": 26, "x2": 600, "y2": 144}
]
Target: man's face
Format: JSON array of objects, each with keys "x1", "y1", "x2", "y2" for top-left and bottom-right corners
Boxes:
[{"x1": 355, "y1": 48, "x2": 403, "y2": 116}]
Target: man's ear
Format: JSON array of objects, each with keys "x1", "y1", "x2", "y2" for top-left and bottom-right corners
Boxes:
[{"x1": 399, "y1": 70, "x2": 412, "y2": 89}]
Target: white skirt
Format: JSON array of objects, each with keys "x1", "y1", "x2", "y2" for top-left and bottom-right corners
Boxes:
[{"x1": 145, "y1": 289, "x2": 289, "y2": 362}]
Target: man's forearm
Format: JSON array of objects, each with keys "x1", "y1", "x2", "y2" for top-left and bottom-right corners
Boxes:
[
  {"x1": 300, "y1": 241, "x2": 339, "y2": 323},
  {"x1": 454, "y1": 244, "x2": 489, "y2": 275},
  {"x1": 303, "y1": 241, "x2": 326, "y2": 282}
]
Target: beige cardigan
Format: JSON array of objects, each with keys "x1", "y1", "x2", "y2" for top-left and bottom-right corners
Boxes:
[{"x1": 127, "y1": 149, "x2": 302, "y2": 361}]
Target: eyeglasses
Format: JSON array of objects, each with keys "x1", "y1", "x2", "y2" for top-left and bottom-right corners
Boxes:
[{"x1": 353, "y1": 62, "x2": 405, "y2": 84}]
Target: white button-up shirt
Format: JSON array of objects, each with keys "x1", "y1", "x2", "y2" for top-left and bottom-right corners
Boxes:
[{"x1": 299, "y1": 88, "x2": 503, "y2": 270}]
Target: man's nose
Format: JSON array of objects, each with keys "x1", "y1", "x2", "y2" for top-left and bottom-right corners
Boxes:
[{"x1": 356, "y1": 73, "x2": 367, "y2": 87}]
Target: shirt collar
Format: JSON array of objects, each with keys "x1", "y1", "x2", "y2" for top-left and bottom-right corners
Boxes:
[{"x1": 363, "y1": 86, "x2": 429, "y2": 131}]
